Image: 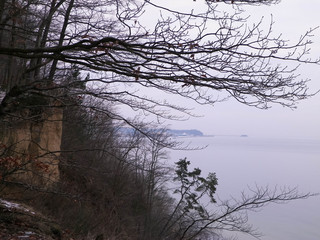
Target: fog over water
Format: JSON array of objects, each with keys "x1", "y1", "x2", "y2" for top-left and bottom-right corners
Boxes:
[
  {"x1": 168, "y1": 136, "x2": 320, "y2": 240},
  {"x1": 145, "y1": 1, "x2": 320, "y2": 239},
  {"x1": 140, "y1": 2, "x2": 320, "y2": 237}
]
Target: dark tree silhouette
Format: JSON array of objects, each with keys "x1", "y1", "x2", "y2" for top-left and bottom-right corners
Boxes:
[
  {"x1": 0, "y1": 0, "x2": 318, "y2": 120},
  {"x1": 0, "y1": 0, "x2": 318, "y2": 239}
]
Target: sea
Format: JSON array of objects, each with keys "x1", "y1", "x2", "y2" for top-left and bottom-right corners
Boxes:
[{"x1": 168, "y1": 136, "x2": 320, "y2": 240}]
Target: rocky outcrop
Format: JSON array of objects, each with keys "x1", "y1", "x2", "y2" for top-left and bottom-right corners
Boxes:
[{"x1": 0, "y1": 102, "x2": 63, "y2": 189}]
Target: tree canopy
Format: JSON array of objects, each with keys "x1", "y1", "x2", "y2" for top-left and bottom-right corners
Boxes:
[
  {"x1": 0, "y1": 0, "x2": 318, "y2": 239},
  {"x1": 0, "y1": 0, "x2": 318, "y2": 125}
]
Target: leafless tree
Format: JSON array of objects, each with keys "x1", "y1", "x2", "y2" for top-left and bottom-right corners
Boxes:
[
  {"x1": 0, "y1": 0, "x2": 319, "y2": 239},
  {"x1": 0, "y1": 0, "x2": 319, "y2": 120}
]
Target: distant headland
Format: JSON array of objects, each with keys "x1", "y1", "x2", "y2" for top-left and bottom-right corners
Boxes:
[
  {"x1": 168, "y1": 130, "x2": 249, "y2": 138},
  {"x1": 167, "y1": 129, "x2": 204, "y2": 137},
  {"x1": 120, "y1": 127, "x2": 248, "y2": 138}
]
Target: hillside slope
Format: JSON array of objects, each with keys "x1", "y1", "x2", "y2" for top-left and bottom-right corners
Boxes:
[{"x1": 0, "y1": 198, "x2": 68, "y2": 240}]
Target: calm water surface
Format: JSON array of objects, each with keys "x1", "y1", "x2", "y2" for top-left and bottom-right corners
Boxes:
[{"x1": 168, "y1": 136, "x2": 320, "y2": 240}]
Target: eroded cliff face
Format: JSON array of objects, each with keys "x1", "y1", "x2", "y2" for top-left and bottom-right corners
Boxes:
[{"x1": 0, "y1": 105, "x2": 63, "y2": 189}]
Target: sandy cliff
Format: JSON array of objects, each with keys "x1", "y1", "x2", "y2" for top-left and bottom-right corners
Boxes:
[{"x1": 0, "y1": 104, "x2": 63, "y2": 189}]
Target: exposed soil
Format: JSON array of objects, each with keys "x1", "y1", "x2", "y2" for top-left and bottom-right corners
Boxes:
[{"x1": 0, "y1": 199, "x2": 70, "y2": 240}]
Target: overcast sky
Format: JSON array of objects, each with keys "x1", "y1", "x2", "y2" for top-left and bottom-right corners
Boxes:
[{"x1": 157, "y1": 0, "x2": 320, "y2": 139}]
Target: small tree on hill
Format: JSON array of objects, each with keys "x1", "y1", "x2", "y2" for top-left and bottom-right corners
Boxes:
[{"x1": 161, "y1": 159, "x2": 314, "y2": 240}]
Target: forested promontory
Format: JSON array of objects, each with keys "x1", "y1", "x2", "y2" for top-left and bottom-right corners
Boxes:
[{"x1": 0, "y1": 0, "x2": 317, "y2": 239}]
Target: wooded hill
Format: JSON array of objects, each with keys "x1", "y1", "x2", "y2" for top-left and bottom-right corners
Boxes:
[{"x1": 0, "y1": 0, "x2": 316, "y2": 239}]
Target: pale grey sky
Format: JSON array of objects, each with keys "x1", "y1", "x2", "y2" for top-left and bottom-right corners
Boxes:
[
  {"x1": 120, "y1": 1, "x2": 320, "y2": 139},
  {"x1": 160, "y1": 0, "x2": 320, "y2": 139}
]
